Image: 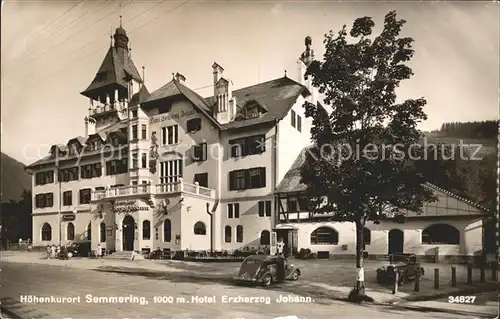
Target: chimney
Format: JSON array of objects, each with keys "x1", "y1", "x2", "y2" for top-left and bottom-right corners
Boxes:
[
  {"x1": 174, "y1": 72, "x2": 186, "y2": 83},
  {"x1": 298, "y1": 36, "x2": 316, "y2": 103},
  {"x1": 84, "y1": 116, "x2": 97, "y2": 137},
  {"x1": 212, "y1": 62, "x2": 224, "y2": 87}
]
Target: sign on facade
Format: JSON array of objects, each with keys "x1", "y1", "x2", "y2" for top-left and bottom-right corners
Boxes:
[
  {"x1": 113, "y1": 200, "x2": 148, "y2": 213},
  {"x1": 149, "y1": 109, "x2": 198, "y2": 124},
  {"x1": 62, "y1": 214, "x2": 76, "y2": 221}
]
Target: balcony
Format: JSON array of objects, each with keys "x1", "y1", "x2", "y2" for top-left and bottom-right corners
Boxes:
[{"x1": 91, "y1": 178, "x2": 215, "y2": 202}]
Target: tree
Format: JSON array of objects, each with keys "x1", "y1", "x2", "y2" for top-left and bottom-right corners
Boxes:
[{"x1": 300, "y1": 11, "x2": 437, "y2": 302}]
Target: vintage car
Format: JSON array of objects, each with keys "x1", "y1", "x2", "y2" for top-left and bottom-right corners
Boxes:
[
  {"x1": 233, "y1": 255, "x2": 301, "y2": 287},
  {"x1": 376, "y1": 253, "x2": 424, "y2": 285}
]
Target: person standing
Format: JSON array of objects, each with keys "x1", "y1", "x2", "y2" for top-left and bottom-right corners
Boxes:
[
  {"x1": 276, "y1": 237, "x2": 285, "y2": 256},
  {"x1": 96, "y1": 243, "x2": 102, "y2": 258}
]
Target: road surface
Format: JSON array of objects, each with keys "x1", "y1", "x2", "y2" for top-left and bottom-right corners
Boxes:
[{"x1": 0, "y1": 261, "x2": 494, "y2": 319}]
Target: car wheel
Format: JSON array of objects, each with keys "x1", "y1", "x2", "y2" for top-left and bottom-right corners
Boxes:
[
  {"x1": 291, "y1": 271, "x2": 299, "y2": 281},
  {"x1": 262, "y1": 274, "x2": 272, "y2": 287},
  {"x1": 67, "y1": 252, "x2": 73, "y2": 258}
]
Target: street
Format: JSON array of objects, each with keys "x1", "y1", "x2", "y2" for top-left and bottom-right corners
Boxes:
[{"x1": 1, "y1": 259, "x2": 496, "y2": 319}]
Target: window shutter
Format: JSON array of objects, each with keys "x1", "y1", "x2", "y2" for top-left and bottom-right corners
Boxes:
[
  {"x1": 258, "y1": 201, "x2": 264, "y2": 217},
  {"x1": 244, "y1": 169, "x2": 250, "y2": 188},
  {"x1": 235, "y1": 203, "x2": 240, "y2": 218},
  {"x1": 265, "y1": 201, "x2": 272, "y2": 216},
  {"x1": 228, "y1": 204, "x2": 233, "y2": 218},
  {"x1": 178, "y1": 160, "x2": 183, "y2": 177},
  {"x1": 229, "y1": 171, "x2": 235, "y2": 190},
  {"x1": 260, "y1": 167, "x2": 266, "y2": 187}
]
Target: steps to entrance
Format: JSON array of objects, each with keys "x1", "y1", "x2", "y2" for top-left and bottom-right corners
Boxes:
[{"x1": 103, "y1": 251, "x2": 145, "y2": 260}]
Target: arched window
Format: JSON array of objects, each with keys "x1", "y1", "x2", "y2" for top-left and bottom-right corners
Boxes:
[
  {"x1": 163, "y1": 219, "x2": 171, "y2": 242},
  {"x1": 66, "y1": 223, "x2": 75, "y2": 241},
  {"x1": 41, "y1": 223, "x2": 52, "y2": 241},
  {"x1": 143, "y1": 220, "x2": 151, "y2": 240},
  {"x1": 236, "y1": 225, "x2": 243, "y2": 243},
  {"x1": 260, "y1": 230, "x2": 270, "y2": 245},
  {"x1": 100, "y1": 222, "x2": 106, "y2": 243},
  {"x1": 311, "y1": 227, "x2": 338, "y2": 245},
  {"x1": 224, "y1": 226, "x2": 232, "y2": 243},
  {"x1": 422, "y1": 224, "x2": 460, "y2": 245},
  {"x1": 363, "y1": 227, "x2": 371, "y2": 245},
  {"x1": 194, "y1": 222, "x2": 206, "y2": 235},
  {"x1": 87, "y1": 223, "x2": 92, "y2": 241}
]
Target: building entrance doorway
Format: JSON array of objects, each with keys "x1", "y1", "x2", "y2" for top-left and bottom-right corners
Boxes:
[
  {"x1": 122, "y1": 215, "x2": 135, "y2": 251},
  {"x1": 388, "y1": 229, "x2": 404, "y2": 255}
]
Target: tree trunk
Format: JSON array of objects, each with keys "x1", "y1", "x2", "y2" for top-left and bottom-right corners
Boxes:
[{"x1": 355, "y1": 218, "x2": 365, "y2": 295}]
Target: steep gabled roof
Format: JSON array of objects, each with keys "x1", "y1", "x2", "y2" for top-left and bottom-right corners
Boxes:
[
  {"x1": 275, "y1": 146, "x2": 490, "y2": 214},
  {"x1": 144, "y1": 79, "x2": 221, "y2": 129},
  {"x1": 130, "y1": 85, "x2": 150, "y2": 106},
  {"x1": 81, "y1": 46, "x2": 142, "y2": 97},
  {"x1": 207, "y1": 76, "x2": 310, "y2": 130}
]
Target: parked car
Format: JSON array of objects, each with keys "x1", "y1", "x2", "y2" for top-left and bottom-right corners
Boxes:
[
  {"x1": 376, "y1": 253, "x2": 424, "y2": 285},
  {"x1": 233, "y1": 255, "x2": 301, "y2": 287}
]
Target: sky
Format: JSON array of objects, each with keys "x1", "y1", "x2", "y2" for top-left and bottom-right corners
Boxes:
[{"x1": 1, "y1": 0, "x2": 498, "y2": 164}]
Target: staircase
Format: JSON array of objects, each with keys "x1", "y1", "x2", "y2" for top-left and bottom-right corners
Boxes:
[{"x1": 104, "y1": 251, "x2": 144, "y2": 260}]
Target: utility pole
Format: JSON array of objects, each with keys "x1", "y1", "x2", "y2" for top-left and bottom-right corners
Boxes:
[{"x1": 57, "y1": 165, "x2": 62, "y2": 246}]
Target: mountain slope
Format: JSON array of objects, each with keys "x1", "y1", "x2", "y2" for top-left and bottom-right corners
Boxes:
[{"x1": 1, "y1": 152, "x2": 31, "y2": 203}]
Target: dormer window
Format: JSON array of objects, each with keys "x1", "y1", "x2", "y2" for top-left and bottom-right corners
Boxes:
[
  {"x1": 246, "y1": 106, "x2": 260, "y2": 119},
  {"x1": 186, "y1": 118, "x2": 202, "y2": 133},
  {"x1": 243, "y1": 100, "x2": 266, "y2": 119},
  {"x1": 95, "y1": 72, "x2": 107, "y2": 82},
  {"x1": 89, "y1": 140, "x2": 99, "y2": 151}
]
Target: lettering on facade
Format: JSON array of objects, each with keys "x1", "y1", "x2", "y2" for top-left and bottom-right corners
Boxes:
[
  {"x1": 149, "y1": 110, "x2": 198, "y2": 124},
  {"x1": 113, "y1": 200, "x2": 149, "y2": 213},
  {"x1": 62, "y1": 214, "x2": 76, "y2": 221}
]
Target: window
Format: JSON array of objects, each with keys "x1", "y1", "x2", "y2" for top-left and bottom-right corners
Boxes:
[
  {"x1": 363, "y1": 227, "x2": 371, "y2": 246},
  {"x1": 58, "y1": 167, "x2": 79, "y2": 182},
  {"x1": 291, "y1": 110, "x2": 296, "y2": 127},
  {"x1": 111, "y1": 136, "x2": 120, "y2": 147},
  {"x1": 311, "y1": 227, "x2": 339, "y2": 245},
  {"x1": 106, "y1": 159, "x2": 128, "y2": 175},
  {"x1": 87, "y1": 223, "x2": 92, "y2": 241},
  {"x1": 246, "y1": 106, "x2": 259, "y2": 119},
  {"x1": 80, "y1": 163, "x2": 101, "y2": 179},
  {"x1": 260, "y1": 230, "x2": 270, "y2": 245},
  {"x1": 100, "y1": 222, "x2": 106, "y2": 243},
  {"x1": 67, "y1": 223, "x2": 75, "y2": 241},
  {"x1": 192, "y1": 143, "x2": 207, "y2": 162},
  {"x1": 224, "y1": 226, "x2": 232, "y2": 243},
  {"x1": 246, "y1": 135, "x2": 265, "y2": 155},
  {"x1": 41, "y1": 223, "x2": 52, "y2": 241},
  {"x1": 62, "y1": 191, "x2": 72, "y2": 206},
  {"x1": 159, "y1": 159, "x2": 183, "y2": 184},
  {"x1": 131, "y1": 110, "x2": 138, "y2": 118},
  {"x1": 88, "y1": 139, "x2": 100, "y2": 151},
  {"x1": 287, "y1": 196, "x2": 297, "y2": 212},
  {"x1": 186, "y1": 118, "x2": 202, "y2": 133},
  {"x1": 143, "y1": 220, "x2": 151, "y2": 240},
  {"x1": 194, "y1": 173, "x2": 208, "y2": 188},
  {"x1": 194, "y1": 221, "x2": 206, "y2": 235},
  {"x1": 141, "y1": 153, "x2": 147, "y2": 168},
  {"x1": 422, "y1": 224, "x2": 460, "y2": 245},
  {"x1": 141, "y1": 124, "x2": 147, "y2": 140},
  {"x1": 163, "y1": 219, "x2": 171, "y2": 242},
  {"x1": 229, "y1": 170, "x2": 246, "y2": 190},
  {"x1": 236, "y1": 225, "x2": 243, "y2": 243},
  {"x1": 227, "y1": 203, "x2": 239, "y2": 219},
  {"x1": 297, "y1": 115, "x2": 302, "y2": 132},
  {"x1": 132, "y1": 125, "x2": 138, "y2": 140},
  {"x1": 228, "y1": 167, "x2": 266, "y2": 191},
  {"x1": 79, "y1": 188, "x2": 91, "y2": 204},
  {"x1": 298, "y1": 195, "x2": 309, "y2": 211},
  {"x1": 161, "y1": 125, "x2": 179, "y2": 145},
  {"x1": 229, "y1": 135, "x2": 265, "y2": 157},
  {"x1": 132, "y1": 153, "x2": 138, "y2": 169},
  {"x1": 258, "y1": 200, "x2": 272, "y2": 217},
  {"x1": 35, "y1": 193, "x2": 54, "y2": 208},
  {"x1": 35, "y1": 170, "x2": 54, "y2": 185},
  {"x1": 248, "y1": 167, "x2": 266, "y2": 188}
]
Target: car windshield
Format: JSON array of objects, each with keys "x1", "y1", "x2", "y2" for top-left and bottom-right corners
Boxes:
[{"x1": 243, "y1": 259, "x2": 261, "y2": 265}]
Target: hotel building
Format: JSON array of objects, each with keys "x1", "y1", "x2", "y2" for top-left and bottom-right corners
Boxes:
[{"x1": 27, "y1": 25, "x2": 319, "y2": 255}]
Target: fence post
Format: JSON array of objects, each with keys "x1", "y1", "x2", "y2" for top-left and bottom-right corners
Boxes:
[
  {"x1": 480, "y1": 264, "x2": 485, "y2": 283},
  {"x1": 451, "y1": 267, "x2": 456, "y2": 287},
  {"x1": 467, "y1": 264, "x2": 473, "y2": 284},
  {"x1": 392, "y1": 271, "x2": 399, "y2": 294},
  {"x1": 434, "y1": 268, "x2": 439, "y2": 289},
  {"x1": 414, "y1": 270, "x2": 420, "y2": 292}
]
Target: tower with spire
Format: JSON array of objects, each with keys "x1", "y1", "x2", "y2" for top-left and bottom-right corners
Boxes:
[
  {"x1": 297, "y1": 36, "x2": 317, "y2": 104},
  {"x1": 80, "y1": 16, "x2": 144, "y2": 132}
]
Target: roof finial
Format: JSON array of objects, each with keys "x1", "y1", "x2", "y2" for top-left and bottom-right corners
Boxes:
[
  {"x1": 172, "y1": 73, "x2": 175, "y2": 80},
  {"x1": 284, "y1": 70, "x2": 287, "y2": 77},
  {"x1": 119, "y1": 1, "x2": 123, "y2": 27}
]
